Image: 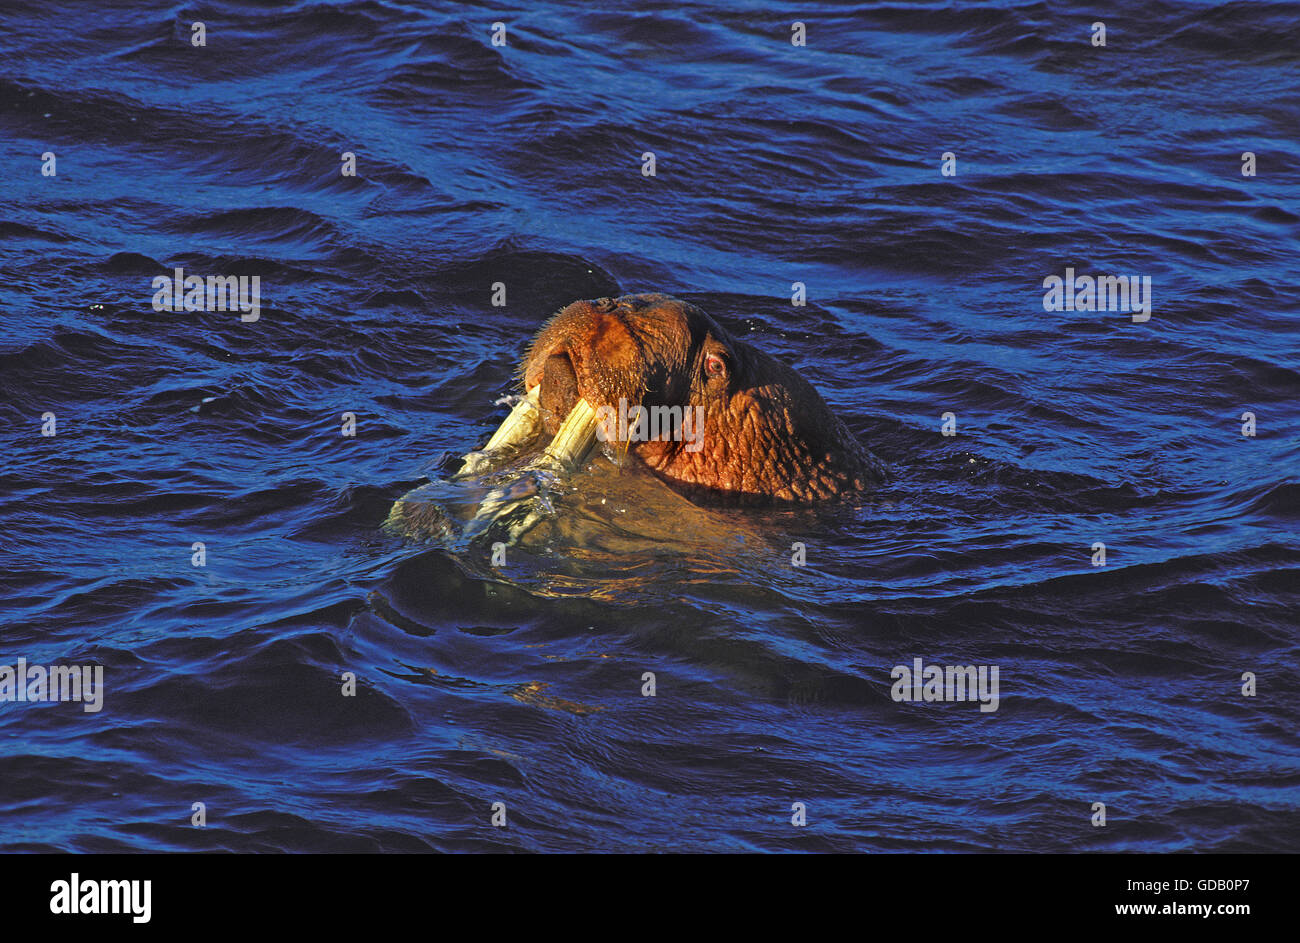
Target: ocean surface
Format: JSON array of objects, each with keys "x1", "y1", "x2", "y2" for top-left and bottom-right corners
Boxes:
[{"x1": 1, "y1": 0, "x2": 1297, "y2": 852}]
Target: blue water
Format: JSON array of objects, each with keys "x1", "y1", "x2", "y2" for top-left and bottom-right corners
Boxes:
[{"x1": 1, "y1": 0, "x2": 1297, "y2": 852}]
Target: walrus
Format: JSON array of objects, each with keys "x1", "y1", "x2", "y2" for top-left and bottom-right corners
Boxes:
[{"x1": 457, "y1": 293, "x2": 884, "y2": 509}]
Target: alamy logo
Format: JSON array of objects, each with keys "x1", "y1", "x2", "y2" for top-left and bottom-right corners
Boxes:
[
  {"x1": 50, "y1": 873, "x2": 151, "y2": 923},
  {"x1": 890, "y1": 657, "x2": 1000, "y2": 712},
  {"x1": 152, "y1": 267, "x2": 261, "y2": 322},
  {"x1": 1042, "y1": 267, "x2": 1151, "y2": 322},
  {"x1": 0, "y1": 659, "x2": 104, "y2": 712},
  {"x1": 595, "y1": 398, "x2": 705, "y2": 452}
]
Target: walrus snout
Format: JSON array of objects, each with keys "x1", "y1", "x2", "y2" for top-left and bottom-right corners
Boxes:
[{"x1": 521, "y1": 296, "x2": 664, "y2": 434}]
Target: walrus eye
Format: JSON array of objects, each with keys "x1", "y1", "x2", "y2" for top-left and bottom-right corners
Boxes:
[{"x1": 704, "y1": 353, "x2": 727, "y2": 379}]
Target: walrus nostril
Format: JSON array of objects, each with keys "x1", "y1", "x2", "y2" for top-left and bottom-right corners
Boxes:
[{"x1": 593, "y1": 297, "x2": 617, "y2": 312}]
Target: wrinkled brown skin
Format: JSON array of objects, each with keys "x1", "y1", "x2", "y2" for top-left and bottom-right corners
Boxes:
[{"x1": 517, "y1": 293, "x2": 884, "y2": 504}]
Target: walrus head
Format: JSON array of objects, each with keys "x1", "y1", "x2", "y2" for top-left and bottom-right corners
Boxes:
[{"x1": 470, "y1": 293, "x2": 882, "y2": 504}]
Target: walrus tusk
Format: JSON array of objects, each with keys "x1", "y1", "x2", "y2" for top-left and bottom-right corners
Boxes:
[
  {"x1": 468, "y1": 397, "x2": 601, "y2": 541},
  {"x1": 533, "y1": 396, "x2": 599, "y2": 473},
  {"x1": 455, "y1": 386, "x2": 542, "y2": 480}
]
